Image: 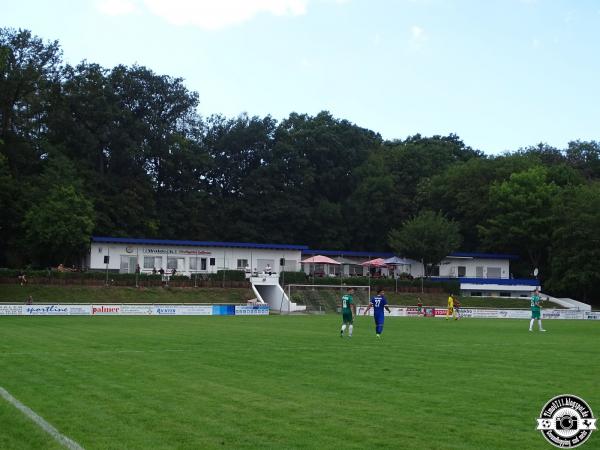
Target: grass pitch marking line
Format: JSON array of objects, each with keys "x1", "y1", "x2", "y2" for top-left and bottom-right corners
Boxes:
[{"x1": 0, "y1": 386, "x2": 85, "y2": 450}]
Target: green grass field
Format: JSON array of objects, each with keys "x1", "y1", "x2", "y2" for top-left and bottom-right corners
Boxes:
[{"x1": 1, "y1": 316, "x2": 598, "y2": 449}]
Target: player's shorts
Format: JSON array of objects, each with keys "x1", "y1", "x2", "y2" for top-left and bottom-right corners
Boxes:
[
  {"x1": 342, "y1": 311, "x2": 353, "y2": 324},
  {"x1": 531, "y1": 310, "x2": 540, "y2": 319}
]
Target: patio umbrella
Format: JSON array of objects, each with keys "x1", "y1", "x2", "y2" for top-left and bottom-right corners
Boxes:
[
  {"x1": 383, "y1": 256, "x2": 413, "y2": 265},
  {"x1": 360, "y1": 258, "x2": 386, "y2": 267},
  {"x1": 301, "y1": 255, "x2": 341, "y2": 265}
]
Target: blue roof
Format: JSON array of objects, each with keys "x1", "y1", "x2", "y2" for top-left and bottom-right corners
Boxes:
[
  {"x1": 437, "y1": 277, "x2": 539, "y2": 286},
  {"x1": 448, "y1": 252, "x2": 519, "y2": 260},
  {"x1": 91, "y1": 236, "x2": 309, "y2": 251},
  {"x1": 302, "y1": 249, "x2": 395, "y2": 258}
]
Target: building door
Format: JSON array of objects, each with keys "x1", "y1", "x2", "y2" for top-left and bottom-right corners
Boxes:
[{"x1": 120, "y1": 255, "x2": 138, "y2": 274}]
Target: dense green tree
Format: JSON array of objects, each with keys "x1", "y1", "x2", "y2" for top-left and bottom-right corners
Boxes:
[
  {"x1": 0, "y1": 28, "x2": 62, "y2": 175},
  {"x1": 565, "y1": 140, "x2": 600, "y2": 180},
  {"x1": 0, "y1": 153, "x2": 18, "y2": 265},
  {"x1": 388, "y1": 210, "x2": 462, "y2": 276},
  {"x1": 23, "y1": 185, "x2": 95, "y2": 266},
  {"x1": 478, "y1": 166, "x2": 559, "y2": 274},
  {"x1": 2, "y1": 27, "x2": 600, "y2": 302},
  {"x1": 547, "y1": 183, "x2": 600, "y2": 302},
  {"x1": 349, "y1": 134, "x2": 479, "y2": 250}
]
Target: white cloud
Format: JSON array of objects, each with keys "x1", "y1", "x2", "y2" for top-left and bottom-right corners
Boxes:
[
  {"x1": 410, "y1": 25, "x2": 425, "y2": 41},
  {"x1": 95, "y1": 0, "x2": 137, "y2": 16},
  {"x1": 372, "y1": 33, "x2": 382, "y2": 46},
  {"x1": 142, "y1": 0, "x2": 308, "y2": 30},
  {"x1": 407, "y1": 25, "x2": 427, "y2": 52}
]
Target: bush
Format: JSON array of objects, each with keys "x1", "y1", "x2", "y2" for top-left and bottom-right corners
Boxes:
[
  {"x1": 208, "y1": 270, "x2": 245, "y2": 282},
  {"x1": 289, "y1": 275, "x2": 459, "y2": 293},
  {"x1": 280, "y1": 271, "x2": 309, "y2": 284}
]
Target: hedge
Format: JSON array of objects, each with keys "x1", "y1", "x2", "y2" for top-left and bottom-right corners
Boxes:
[
  {"x1": 207, "y1": 270, "x2": 246, "y2": 282},
  {"x1": 286, "y1": 274, "x2": 460, "y2": 294}
]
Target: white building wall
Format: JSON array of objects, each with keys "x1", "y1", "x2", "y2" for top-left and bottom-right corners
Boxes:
[
  {"x1": 438, "y1": 258, "x2": 510, "y2": 279},
  {"x1": 89, "y1": 243, "x2": 301, "y2": 275}
]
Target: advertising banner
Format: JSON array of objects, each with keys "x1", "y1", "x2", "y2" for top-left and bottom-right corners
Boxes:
[
  {"x1": 585, "y1": 311, "x2": 600, "y2": 320},
  {"x1": 235, "y1": 305, "x2": 270, "y2": 315},
  {"x1": 471, "y1": 309, "x2": 501, "y2": 318},
  {"x1": 424, "y1": 307, "x2": 436, "y2": 317},
  {"x1": 92, "y1": 305, "x2": 121, "y2": 315},
  {"x1": 502, "y1": 309, "x2": 531, "y2": 319},
  {"x1": 23, "y1": 304, "x2": 70, "y2": 315},
  {"x1": 0, "y1": 304, "x2": 22, "y2": 315},
  {"x1": 557, "y1": 310, "x2": 585, "y2": 320},
  {"x1": 65, "y1": 305, "x2": 93, "y2": 315},
  {"x1": 434, "y1": 308, "x2": 448, "y2": 317},
  {"x1": 406, "y1": 307, "x2": 420, "y2": 316},
  {"x1": 153, "y1": 305, "x2": 213, "y2": 315},
  {"x1": 121, "y1": 305, "x2": 152, "y2": 315},
  {"x1": 388, "y1": 307, "x2": 407, "y2": 317},
  {"x1": 212, "y1": 305, "x2": 235, "y2": 316},
  {"x1": 457, "y1": 308, "x2": 474, "y2": 318}
]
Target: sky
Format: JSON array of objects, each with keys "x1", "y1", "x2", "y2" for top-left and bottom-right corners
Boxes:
[{"x1": 2, "y1": 0, "x2": 600, "y2": 154}]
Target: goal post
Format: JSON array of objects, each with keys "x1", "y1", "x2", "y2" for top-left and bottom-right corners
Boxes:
[{"x1": 286, "y1": 284, "x2": 371, "y2": 313}]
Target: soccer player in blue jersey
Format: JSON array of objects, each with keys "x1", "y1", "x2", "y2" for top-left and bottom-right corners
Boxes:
[{"x1": 363, "y1": 287, "x2": 391, "y2": 337}]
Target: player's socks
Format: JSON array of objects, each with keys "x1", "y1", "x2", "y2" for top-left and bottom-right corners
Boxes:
[
  {"x1": 340, "y1": 324, "x2": 346, "y2": 337},
  {"x1": 529, "y1": 318, "x2": 535, "y2": 331},
  {"x1": 348, "y1": 325, "x2": 353, "y2": 337},
  {"x1": 539, "y1": 320, "x2": 546, "y2": 331},
  {"x1": 376, "y1": 334, "x2": 381, "y2": 338}
]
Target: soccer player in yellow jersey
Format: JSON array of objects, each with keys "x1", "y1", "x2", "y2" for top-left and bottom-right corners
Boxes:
[{"x1": 446, "y1": 294, "x2": 457, "y2": 320}]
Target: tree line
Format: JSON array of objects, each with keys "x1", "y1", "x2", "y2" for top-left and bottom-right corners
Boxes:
[{"x1": 1, "y1": 28, "x2": 599, "y2": 303}]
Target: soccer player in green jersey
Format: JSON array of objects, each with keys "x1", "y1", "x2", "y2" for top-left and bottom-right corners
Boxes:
[
  {"x1": 340, "y1": 287, "x2": 356, "y2": 337},
  {"x1": 529, "y1": 289, "x2": 546, "y2": 332}
]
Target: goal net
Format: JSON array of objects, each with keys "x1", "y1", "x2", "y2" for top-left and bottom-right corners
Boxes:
[{"x1": 286, "y1": 284, "x2": 371, "y2": 313}]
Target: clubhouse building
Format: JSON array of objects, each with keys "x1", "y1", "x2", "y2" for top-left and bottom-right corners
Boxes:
[{"x1": 87, "y1": 236, "x2": 539, "y2": 298}]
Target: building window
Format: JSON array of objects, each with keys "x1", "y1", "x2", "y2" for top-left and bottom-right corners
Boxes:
[
  {"x1": 476, "y1": 266, "x2": 484, "y2": 278},
  {"x1": 190, "y1": 257, "x2": 208, "y2": 271},
  {"x1": 143, "y1": 256, "x2": 162, "y2": 270},
  {"x1": 209, "y1": 258, "x2": 215, "y2": 266},
  {"x1": 167, "y1": 257, "x2": 185, "y2": 271},
  {"x1": 457, "y1": 266, "x2": 466, "y2": 277},
  {"x1": 120, "y1": 255, "x2": 138, "y2": 274},
  {"x1": 430, "y1": 265, "x2": 440, "y2": 277},
  {"x1": 500, "y1": 292, "x2": 511, "y2": 297},
  {"x1": 487, "y1": 267, "x2": 501, "y2": 278},
  {"x1": 237, "y1": 259, "x2": 249, "y2": 270},
  {"x1": 470, "y1": 291, "x2": 482, "y2": 297}
]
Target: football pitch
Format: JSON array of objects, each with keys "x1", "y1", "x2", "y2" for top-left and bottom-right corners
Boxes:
[{"x1": 1, "y1": 316, "x2": 598, "y2": 449}]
